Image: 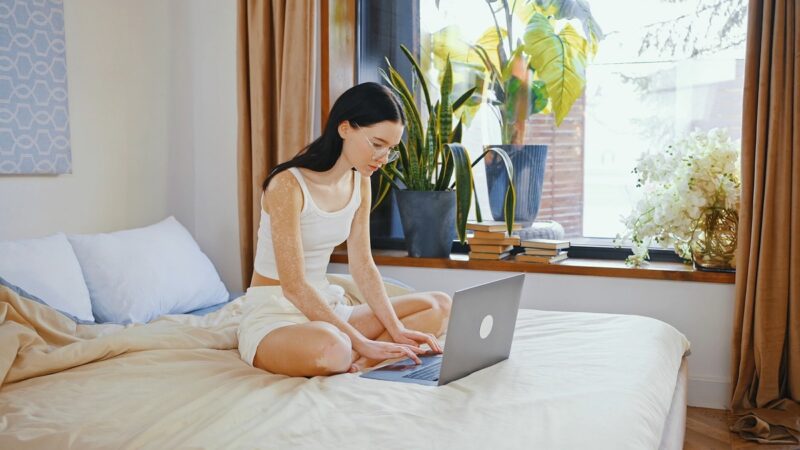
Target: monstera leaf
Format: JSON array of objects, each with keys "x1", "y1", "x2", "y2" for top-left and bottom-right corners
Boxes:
[
  {"x1": 533, "y1": 0, "x2": 604, "y2": 53},
  {"x1": 523, "y1": 13, "x2": 589, "y2": 125},
  {"x1": 431, "y1": 0, "x2": 602, "y2": 143}
]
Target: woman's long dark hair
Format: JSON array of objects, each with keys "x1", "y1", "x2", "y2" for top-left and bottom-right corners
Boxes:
[{"x1": 262, "y1": 82, "x2": 405, "y2": 190}]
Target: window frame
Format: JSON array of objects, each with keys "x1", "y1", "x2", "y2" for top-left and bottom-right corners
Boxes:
[{"x1": 356, "y1": 0, "x2": 697, "y2": 265}]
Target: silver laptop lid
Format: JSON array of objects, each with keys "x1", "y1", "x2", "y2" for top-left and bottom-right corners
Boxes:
[{"x1": 438, "y1": 274, "x2": 525, "y2": 385}]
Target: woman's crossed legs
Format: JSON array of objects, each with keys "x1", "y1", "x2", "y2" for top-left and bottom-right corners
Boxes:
[{"x1": 252, "y1": 291, "x2": 452, "y2": 377}]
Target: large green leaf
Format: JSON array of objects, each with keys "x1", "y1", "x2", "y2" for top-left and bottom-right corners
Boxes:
[
  {"x1": 530, "y1": 79, "x2": 549, "y2": 114},
  {"x1": 439, "y1": 58, "x2": 454, "y2": 145},
  {"x1": 435, "y1": 143, "x2": 453, "y2": 191},
  {"x1": 400, "y1": 44, "x2": 433, "y2": 117},
  {"x1": 451, "y1": 117, "x2": 464, "y2": 144},
  {"x1": 372, "y1": 163, "x2": 400, "y2": 212},
  {"x1": 532, "y1": 0, "x2": 604, "y2": 53},
  {"x1": 470, "y1": 146, "x2": 517, "y2": 234},
  {"x1": 513, "y1": 0, "x2": 537, "y2": 27},
  {"x1": 444, "y1": 143, "x2": 474, "y2": 243},
  {"x1": 472, "y1": 44, "x2": 506, "y2": 102},
  {"x1": 452, "y1": 86, "x2": 477, "y2": 112},
  {"x1": 523, "y1": 14, "x2": 588, "y2": 125},
  {"x1": 503, "y1": 75, "x2": 525, "y2": 118},
  {"x1": 474, "y1": 25, "x2": 507, "y2": 74},
  {"x1": 377, "y1": 166, "x2": 402, "y2": 192},
  {"x1": 425, "y1": 111, "x2": 437, "y2": 184},
  {"x1": 430, "y1": 26, "x2": 481, "y2": 73}
]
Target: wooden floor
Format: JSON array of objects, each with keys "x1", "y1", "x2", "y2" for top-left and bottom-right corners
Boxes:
[{"x1": 685, "y1": 407, "x2": 799, "y2": 449}]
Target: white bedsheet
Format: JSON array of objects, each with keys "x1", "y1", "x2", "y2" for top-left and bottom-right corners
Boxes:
[{"x1": 0, "y1": 288, "x2": 689, "y2": 450}]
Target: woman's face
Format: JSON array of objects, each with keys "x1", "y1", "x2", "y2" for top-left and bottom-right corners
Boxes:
[{"x1": 339, "y1": 120, "x2": 404, "y2": 177}]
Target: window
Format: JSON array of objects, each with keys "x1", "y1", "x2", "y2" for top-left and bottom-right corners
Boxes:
[{"x1": 360, "y1": 0, "x2": 748, "y2": 252}]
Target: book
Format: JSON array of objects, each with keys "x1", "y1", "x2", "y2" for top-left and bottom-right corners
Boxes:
[
  {"x1": 524, "y1": 248, "x2": 564, "y2": 256},
  {"x1": 520, "y1": 239, "x2": 570, "y2": 250},
  {"x1": 469, "y1": 251, "x2": 511, "y2": 260},
  {"x1": 466, "y1": 221, "x2": 523, "y2": 232},
  {"x1": 466, "y1": 236, "x2": 521, "y2": 246},
  {"x1": 472, "y1": 230, "x2": 510, "y2": 239},
  {"x1": 515, "y1": 253, "x2": 569, "y2": 264},
  {"x1": 469, "y1": 244, "x2": 514, "y2": 253}
]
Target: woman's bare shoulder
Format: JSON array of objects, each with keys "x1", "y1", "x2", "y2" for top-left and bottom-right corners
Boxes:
[{"x1": 263, "y1": 170, "x2": 303, "y2": 213}]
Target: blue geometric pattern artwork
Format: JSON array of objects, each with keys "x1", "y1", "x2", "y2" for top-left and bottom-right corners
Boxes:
[{"x1": 0, "y1": 0, "x2": 72, "y2": 174}]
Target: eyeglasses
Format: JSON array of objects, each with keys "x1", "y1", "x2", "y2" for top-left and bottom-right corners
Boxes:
[{"x1": 353, "y1": 125, "x2": 401, "y2": 163}]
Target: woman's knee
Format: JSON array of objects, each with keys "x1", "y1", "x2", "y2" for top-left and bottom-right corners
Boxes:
[
  {"x1": 308, "y1": 321, "x2": 353, "y2": 373},
  {"x1": 430, "y1": 291, "x2": 452, "y2": 317},
  {"x1": 255, "y1": 321, "x2": 353, "y2": 376},
  {"x1": 301, "y1": 321, "x2": 353, "y2": 375},
  {"x1": 423, "y1": 291, "x2": 451, "y2": 335}
]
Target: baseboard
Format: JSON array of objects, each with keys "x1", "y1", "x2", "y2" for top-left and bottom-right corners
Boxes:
[{"x1": 688, "y1": 376, "x2": 730, "y2": 409}]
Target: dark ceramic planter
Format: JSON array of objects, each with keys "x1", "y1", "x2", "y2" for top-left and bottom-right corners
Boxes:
[
  {"x1": 484, "y1": 144, "x2": 548, "y2": 226},
  {"x1": 395, "y1": 190, "x2": 456, "y2": 258}
]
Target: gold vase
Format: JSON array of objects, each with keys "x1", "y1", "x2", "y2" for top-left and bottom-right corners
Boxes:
[{"x1": 691, "y1": 208, "x2": 738, "y2": 272}]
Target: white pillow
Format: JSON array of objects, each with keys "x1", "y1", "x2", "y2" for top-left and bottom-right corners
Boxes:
[
  {"x1": 68, "y1": 216, "x2": 229, "y2": 323},
  {"x1": 0, "y1": 233, "x2": 95, "y2": 322}
]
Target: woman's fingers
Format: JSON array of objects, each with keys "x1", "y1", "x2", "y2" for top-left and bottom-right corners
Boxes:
[
  {"x1": 386, "y1": 343, "x2": 421, "y2": 364},
  {"x1": 401, "y1": 346, "x2": 422, "y2": 364},
  {"x1": 401, "y1": 343, "x2": 424, "y2": 354},
  {"x1": 428, "y1": 334, "x2": 443, "y2": 353}
]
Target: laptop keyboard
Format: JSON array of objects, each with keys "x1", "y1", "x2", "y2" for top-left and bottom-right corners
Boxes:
[{"x1": 402, "y1": 361, "x2": 442, "y2": 381}]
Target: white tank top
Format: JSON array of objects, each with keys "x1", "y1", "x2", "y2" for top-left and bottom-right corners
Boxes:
[{"x1": 254, "y1": 167, "x2": 361, "y2": 284}]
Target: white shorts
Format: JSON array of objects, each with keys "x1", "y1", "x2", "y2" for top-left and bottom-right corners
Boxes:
[{"x1": 237, "y1": 282, "x2": 356, "y2": 366}]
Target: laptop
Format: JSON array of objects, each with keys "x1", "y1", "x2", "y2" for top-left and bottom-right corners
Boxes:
[{"x1": 360, "y1": 274, "x2": 524, "y2": 386}]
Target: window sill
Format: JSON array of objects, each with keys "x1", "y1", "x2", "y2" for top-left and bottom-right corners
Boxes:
[{"x1": 330, "y1": 249, "x2": 735, "y2": 284}]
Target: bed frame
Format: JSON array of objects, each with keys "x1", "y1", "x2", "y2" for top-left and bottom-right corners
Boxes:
[{"x1": 658, "y1": 356, "x2": 689, "y2": 450}]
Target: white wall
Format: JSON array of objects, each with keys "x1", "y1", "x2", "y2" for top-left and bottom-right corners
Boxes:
[
  {"x1": 0, "y1": 0, "x2": 172, "y2": 238},
  {"x1": 0, "y1": 0, "x2": 241, "y2": 291},
  {"x1": 172, "y1": 0, "x2": 241, "y2": 293},
  {"x1": 330, "y1": 263, "x2": 735, "y2": 409}
]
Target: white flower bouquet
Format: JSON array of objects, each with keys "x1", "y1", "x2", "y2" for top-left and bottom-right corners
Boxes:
[{"x1": 616, "y1": 128, "x2": 741, "y2": 267}]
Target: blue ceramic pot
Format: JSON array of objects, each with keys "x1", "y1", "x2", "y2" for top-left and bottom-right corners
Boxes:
[
  {"x1": 484, "y1": 144, "x2": 548, "y2": 226},
  {"x1": 395, "y1": 190, "x2": 456, "y2": 258}
]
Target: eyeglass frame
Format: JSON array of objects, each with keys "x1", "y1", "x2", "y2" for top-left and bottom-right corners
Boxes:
[{"x1": 352, "y1": 124, "x2": 401, "y2": 163}]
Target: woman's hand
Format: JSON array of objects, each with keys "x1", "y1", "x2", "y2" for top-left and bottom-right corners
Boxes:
[
  {"x1": 352, "y1": 336, "x2": 424, "y2": 365},
  {"x1": 389, "y1": 326, "x2": 443, "y2": 354}
]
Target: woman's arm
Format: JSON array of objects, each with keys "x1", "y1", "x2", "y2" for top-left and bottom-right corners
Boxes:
[{"x1": 346, "y1": 176, "x2": 403, "y2": 335}]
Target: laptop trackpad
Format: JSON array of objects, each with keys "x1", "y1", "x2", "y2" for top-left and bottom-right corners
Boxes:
[{"x1": 360, "y1": 353, "x2": 443, "y2": 384}]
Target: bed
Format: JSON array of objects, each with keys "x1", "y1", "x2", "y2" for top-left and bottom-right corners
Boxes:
[{"x1": 0, "y1": 274, "x2": 690, "y2": 449}]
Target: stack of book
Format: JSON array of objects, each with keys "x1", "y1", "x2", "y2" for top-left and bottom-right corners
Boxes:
[
  {"x1": 466, "y1": 221, "x2": 522, "y2": 260},
  {"x1": 516, "y1": 239, "x2": 570, "y2": 264}
]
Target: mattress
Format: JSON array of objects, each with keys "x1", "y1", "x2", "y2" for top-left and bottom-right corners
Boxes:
[{"x1": 0, "y1": 282, "x2": 690, "y2": 450}]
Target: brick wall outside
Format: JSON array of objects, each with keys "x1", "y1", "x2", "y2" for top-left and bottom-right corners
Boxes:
[{"x1": 523, "y1": 96, "x2": 586, "y2": 238}]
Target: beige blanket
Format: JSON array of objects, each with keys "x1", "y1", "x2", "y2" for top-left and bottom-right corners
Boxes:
[{"x1": 0, "y1": 276, "x2": 689, "y2": 450}]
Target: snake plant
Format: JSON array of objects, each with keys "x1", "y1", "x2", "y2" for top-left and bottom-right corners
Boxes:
[{"x1": 372, "y1": 44, "x2": 517, "y2": 242}]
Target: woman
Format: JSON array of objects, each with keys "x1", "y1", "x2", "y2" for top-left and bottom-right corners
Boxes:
[{"x1": 237, "y1": 82, "x2": 452, "y2": 377}]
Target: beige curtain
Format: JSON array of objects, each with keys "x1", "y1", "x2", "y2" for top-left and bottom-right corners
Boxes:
[
  {"x1": 236, "y1": 0, "x2": 319, "y2": 289},
  {"x1": 729, "y1": 0, "x2": 800, "y2": 444}
]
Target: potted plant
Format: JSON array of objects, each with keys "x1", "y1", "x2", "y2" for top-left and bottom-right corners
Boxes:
[
  {"x1": 430, "y1": 0, "x2": 602, "y2": 225},
  {"x1": 615, "y1": 128, "x2": 741, "y2": 270},
  {"x1": 373, "y1": 45, "x2": 516, "y2": 258}
]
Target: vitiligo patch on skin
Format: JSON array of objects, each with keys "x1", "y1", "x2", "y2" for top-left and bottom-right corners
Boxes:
[{"x1": 262, "y1": 171, "x2": 359, "y2": 331}]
